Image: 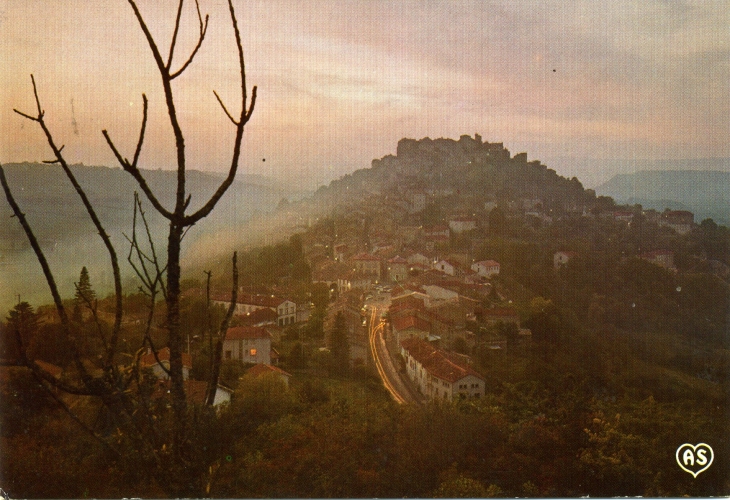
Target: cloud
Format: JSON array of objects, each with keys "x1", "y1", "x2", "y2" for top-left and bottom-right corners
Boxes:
[{"x1": 1, "y1": 0, "x2": 728, "y2": 185}]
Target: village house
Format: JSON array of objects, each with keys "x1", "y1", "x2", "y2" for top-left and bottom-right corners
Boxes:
[
  {"x1": 340, "y1": 270, "x2": 376, "y2": 292},
  {"x1": 213, "y1": 293, "x2": 297, "y2": 327},
  {"x1": 423, "y1": 225, "x2": 450, "y2": 241},
  {"x1": 237, "y1": 307, "x2": 278, "y2": 327},
  {"x1": 151, "y1": 379, "x2": 233, "y2": 407},
  {"x1": 613, "y1": 211, "x2": 634, "y2": 223},
  {"x1": 312, "y1": 260, "x2": 351, "y2": 294},
  {"x1": 140, "y1": 347, "x2": 192, "y2": 380},
  {"x1": 392, "y1": 315, "x2": 433, "y2": 346},
  {"x1": 640, "y1": 249, "x2": 675, "y2": 270},
  {"x1": 660, "y1": 210, "x2": 694, "y2": 235},
  {"x1": 471, "y1": 260, "x2": 500, "y2": 278},
  {"x1": 223, "y1": 326, "x2": 272, "y2": 365},
  {"x1": 407, "y1": 252, "x2": 432, "y2": 268},
  {"x1": 182, "y1": 380, "x2": 233, "y2": 407},
  {"x1": 553, "y1": 250, "x2": 578, "y2": 269},
  {"x1": 422, "y1": 285, "x2": 460, "y2": 306},
  {"x1": 433, "y1": 259, "x2": 465, "y2": 278},
  {"x1": 333, "y1": 243, "x2": 349, "y2": 262},
  {"x1": 387, "y1": 255, "x2": 409, "y2": 283},
  {"x1": 351, "y1": 253, "x2": 383, "y2": 280},
  {"x1": 400, "y1": 337, "x2": 485, "y2": 401},
  {"x1": 448, "y1": 216, "x2": 477, "y2": 234},
  {"x1": 478, "y1": 307, "x2": 521, "y2": 327},
  {"x1": 295, "y1": 302, "x2": 313, "y2": 324}
]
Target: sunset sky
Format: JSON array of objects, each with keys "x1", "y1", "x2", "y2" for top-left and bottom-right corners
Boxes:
[{"x1": 2, "y1": 1, "x2": 728, "y2": 188}]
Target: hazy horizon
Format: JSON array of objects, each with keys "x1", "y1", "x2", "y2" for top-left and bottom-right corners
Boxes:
[{"x1": 2, "y1": 1, "x2": 728, "y2": 190}]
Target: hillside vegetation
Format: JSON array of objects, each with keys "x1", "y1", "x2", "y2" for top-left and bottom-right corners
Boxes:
[{"x1": 2, "y1": 136, "x2": 729, "y2": 497}]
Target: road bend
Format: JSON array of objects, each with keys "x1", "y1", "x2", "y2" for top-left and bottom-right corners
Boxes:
[{"x1": 368, "y1": 306, "x2": 417, "y2": 405}]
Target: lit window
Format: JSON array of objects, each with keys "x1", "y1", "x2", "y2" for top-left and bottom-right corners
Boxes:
[{"x1": 249, "y1": 348, "x2": 257, "y2": 356}]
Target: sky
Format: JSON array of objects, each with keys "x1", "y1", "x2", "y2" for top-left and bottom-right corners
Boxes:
[{"x1": 1, "y1": 1, "x2": 729, "y2": 188}]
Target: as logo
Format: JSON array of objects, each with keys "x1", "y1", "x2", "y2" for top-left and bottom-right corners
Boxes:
[{"x1": 676, "y1": 443, "x2": 714, "y2": 478}]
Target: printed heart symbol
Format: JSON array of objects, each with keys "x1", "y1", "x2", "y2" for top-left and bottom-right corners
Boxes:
[{"x1": 676, "y1": 443, "x2": 714, "y2": 478}]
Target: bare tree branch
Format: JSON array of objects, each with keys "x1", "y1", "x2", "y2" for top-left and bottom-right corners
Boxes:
[
  {"x1": 131, "y1": 94, "x2": 149, "y2": 169},
  {"x1": 1, "y1": 162, "x2": 96, "y2": 393},
  {"x1": 166, "y1": 0, "x2": 186, "y2": 70},
  {"x1": 12, "y1": 77, "x2": 125, "y2": 375},
  {"x1": 170, "y1": 0, "x2": 209, "y2": 80},
  {"x1": 127, "y1": 0, "x2": 188, "y2": 216},
  {"x1": 184, "y1": 0, "x2": 256, "y2": 226},
  {"x1": 213, "y1": 90, "x2": 238, "y2": 125},
  {"x1": 205, "y1": 252, "x2": 237, "y2": 406},
  {"x1": 36, "y1": 375, "x2": 122, "y2": 457},
  {"x1": 102, "y1": 96, "x2": 174, "y2": 221}
]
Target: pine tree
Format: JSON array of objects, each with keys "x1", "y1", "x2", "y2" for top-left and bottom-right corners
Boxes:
[
  {"x1": 328, "y1": 311, "x2": 350, "y2": 377},
  {"x1": 73, "y1": 266, "x2": 96, "y2": 322},
  {"x1": 5, "y1": 302, "x2": 38, "y2": 358}
]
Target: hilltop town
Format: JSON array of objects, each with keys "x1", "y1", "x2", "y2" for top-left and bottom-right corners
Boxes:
[
  {"x1": 3, "y1": 135, "x2": 729, "y2": 497},
  {"x1": 167, "y1": 134, "x2": 727, "y2": 405}
]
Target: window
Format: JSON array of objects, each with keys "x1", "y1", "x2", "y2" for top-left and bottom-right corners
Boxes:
[
  {"x1": 225, "y1": 350, "x2": 232, "y2": 360},
  {"x1": 249, "y1": 348, "x2": 257, "y2": 357}
]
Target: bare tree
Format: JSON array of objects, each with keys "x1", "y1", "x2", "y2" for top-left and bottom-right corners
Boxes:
[{"x1": 0, "y1": 0, "x2": 254, "y2": 495}]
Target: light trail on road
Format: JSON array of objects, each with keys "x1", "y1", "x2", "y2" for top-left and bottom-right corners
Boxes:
[{"x1": 368, "y1": 306, "x2": 407, "y2": 404}]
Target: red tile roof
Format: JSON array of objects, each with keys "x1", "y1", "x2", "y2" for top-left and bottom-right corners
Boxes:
[
  {"x1": 247, "y1": 363, "x2": 291, "y2": 378},
  {"x1": 401, "y1": 337, "x2": 483, "y2": 383},
  {"x1": 152, "y1": 379, "x2": 232, "y2": 405},
  {"x1": 475, "y1": 260, "x2": 500, "y2": 267},
  {"x1": 391, "y1": 315, "x2": 431, "y2": 333},
  {"x1": 237, "y1": 307, "x2": 278, "y2": 325},
  {"x1": 226, "y1": 326, "x2": 271, "y2": 340}
]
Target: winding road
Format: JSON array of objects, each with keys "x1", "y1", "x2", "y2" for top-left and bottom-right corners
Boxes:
[{"x1": 367, "y1": 305, "x2": 420, "y2": 405}]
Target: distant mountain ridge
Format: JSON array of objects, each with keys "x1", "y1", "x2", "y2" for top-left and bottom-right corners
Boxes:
[
  {"x1": 0, "y1": 162, "x2": 301, "y2": 312},
  {"x1": 0, "y1": 162, "x2": 298, "y2": 247},
  {"x1": 595, "y1": 170, "x2": 730, "y2": 225}
]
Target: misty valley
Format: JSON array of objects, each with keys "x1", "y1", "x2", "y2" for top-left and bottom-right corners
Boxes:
[{"x1": 1, "y1": 0, "x2": 729, "y2": 497}]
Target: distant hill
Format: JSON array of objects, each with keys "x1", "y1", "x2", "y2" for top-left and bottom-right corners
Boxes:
[
  {"x1": 0, "y1": 163, "x2": 304, "y2": 312},
  {"x1": 291, "y1": 135, "x2": 593, "y2": 219},
  {"x1": 595, "y1": 170, "x2": 730, "y2": 225}
]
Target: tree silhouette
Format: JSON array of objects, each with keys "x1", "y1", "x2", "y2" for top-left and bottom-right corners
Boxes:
[
  {"x1": 72, "y1": 266, "x2": 96, "y2": 323},
  {"x1": 329, "y1": 311, "x2": 351, "y2": 377},
  {"x1": 0, "y1": 0, "x2": 254, "y2": 495},
  {"x1": 5, "y1": 302, "x2": 39, "y2": 361}
]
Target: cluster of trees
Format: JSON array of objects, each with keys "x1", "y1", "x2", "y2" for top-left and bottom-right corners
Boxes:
[{"x1": 2, "y1": 352, "x2": 726, "y2": 498}]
